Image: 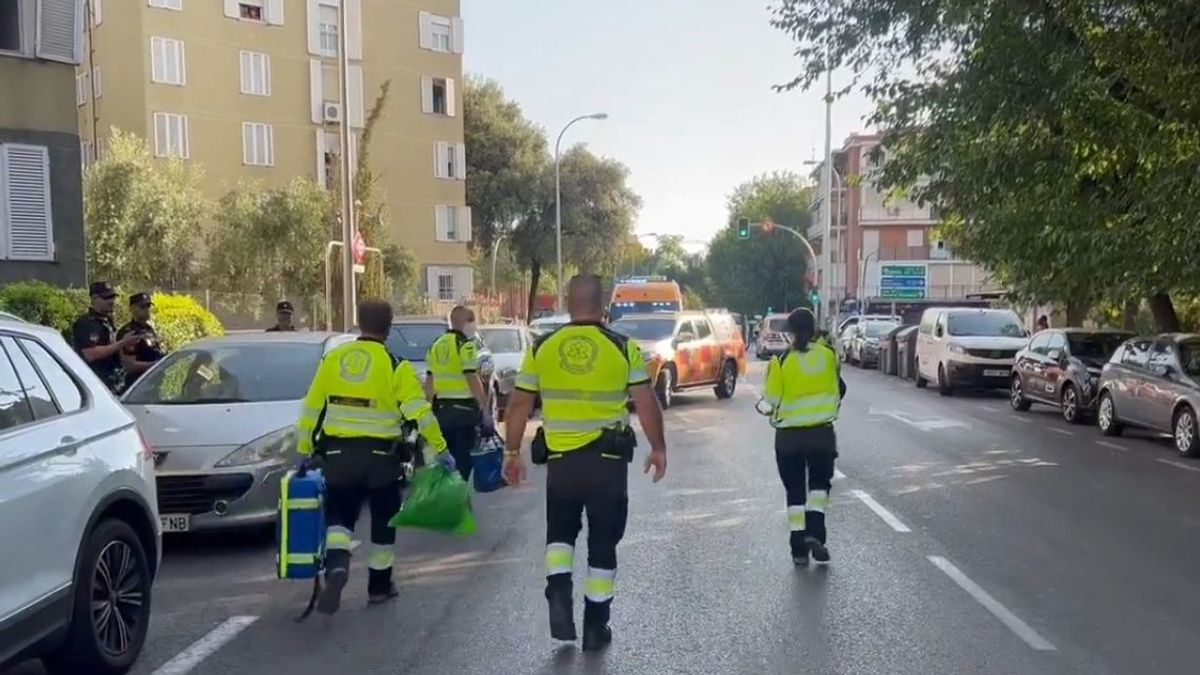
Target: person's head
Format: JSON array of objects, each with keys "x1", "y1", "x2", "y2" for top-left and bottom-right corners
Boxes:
[
  {"x1": 357, "y1": 299, "x2": 393, "y2": 339},
  {"x1": 88, "y1": 281, "x2": 118, "y2": 315},
  {"x1": 1037, "y1": 315, "x2": 1049, "y2": 328},
  {"x1": 449, "y1": 305, "x2": 474, "y2": 333},
  {"x1": 129, "y1": 292, "x2": 153, "y2": 322},
  {"x1": 786, "y1": 307, "x2": 817, "y2": 351},
  {"x1": 566, "y1": 274, "x2": 604, "y2": 322},
  {"x1": 275, "y1": 300, "x2": 295, "y2": 327}
]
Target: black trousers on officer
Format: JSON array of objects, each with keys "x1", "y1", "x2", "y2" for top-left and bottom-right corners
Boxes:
[
  {"x1": 774, "y1": 424, "x2": 837, "y2": 556},
  {"x1": 320, "y1": 438, "x2": 405, "y2": 593},
  {"x1": 434, "y1": 400, "x2": 480, "y2": 482},
  {"x1": 545, "y1": 440, "x2": 629, "y2": 629}
]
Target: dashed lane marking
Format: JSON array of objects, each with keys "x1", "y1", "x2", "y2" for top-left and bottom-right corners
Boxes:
[
  {"x1": 833, "y1": 467, "x2": 846, "y2": 480},
  {"x1": 849, "y1": 490, "x2": 911, "y2": 533},
  {"x1": 151, "y1": 616, "x2": 259, "y2": 675},
  {"x1": 928, "y1": 556, "x2": 1056, "y2": 652},
  {"x1": 976, "y1": 404, "x2": 1001, "y2": 413},
  {"x1": 1155, "y1": 458, "x2": 1200, "y2": 473},
  {"x1": 1009, "y1": 415, "x2": 1033, "y2": 424},
  {"x1": 1048, "y1": 427, "x2": 1074, "y2": 436},
  {"x1": 1095, "y1": 440, "x2": 1127, "y2": 452}
]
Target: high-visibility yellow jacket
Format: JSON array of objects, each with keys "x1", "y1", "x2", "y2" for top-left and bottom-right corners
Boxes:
[
  {"x1": 297, "y1": 338, "x2": 447, "y2": 455},
  {"x1": 426, "y1": 330, "x2": 479, "y2": 401},
  {"x1": 516, "y1": 321, "x2": 649, "y2": 452},
  {"x1": 763, "y1": 343, "x2": 842, "y2": 428}
]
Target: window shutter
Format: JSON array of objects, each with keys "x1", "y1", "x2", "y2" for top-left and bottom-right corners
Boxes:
[
  {"x1": 91, "y1": 0, "x2": 102, "y2": 26},
  {"x1": 92, "y1": 66, "x2": 102, "y2": 98},
  {"x1": 179, "y1": 115, "x2": 190, "y2": 158},
  {"x1": 451, "y1": 17, "x2": 464, "y2": 54},
  {"x1": 224, "y1": 0, "x2": 239, "y2": 18},
  {"x1": 454, "y1": 143, "x2": 466, "y2": 179},
  {"x1": 420, "y1": 76, "x2": 433, "y2": 114},
  {"x1": 461, "y1": 206, "x2": 472, "y2": 242},
  {"x1": 267, "y1": 0, "x2": 284, "y2": 25},
  {"x1": 418, "y1": 11, "x2": 432, "y2": 50},
  {"x1": 1, "y1": 145, "x2": 55, "y2": 261},
  {"x1": 433, "y1": 142, "x2": 446, "y2": 178},
  {"x1": 242, "y1": 122, "x2": 253, "y2": 164},
  {"x1": 456, "y1": 268, "x2": 473, "y2": 299},
  {"x1": 348, "y1": 131, "x2": 358, "y2": 181},
  {"x1": 314, "y1": 129, "x2": 325, "y2": 188},
  {"x1": 445, "y1": 77, "x2": 456, "y2": 117},
  {"x1": 348, "y1": 65, "x2": 365, "y2": 127},
  {"x1": 239, "y1": 51, "x2": 250, "y2": 93},
  {"x1": 346, "y1": 0, "x2": 362, "y2": 60},
  {"x1": 434, "y1": 205, "x2": 447, "y2": 241},
  {"x1": 426, "y1": 266, "x2": 440, "y2": 297},
  {"x1": 37, "y1": 0, "x2": 81, "y2": 64},
  {"x1": 305, "y1": 0, "x2": 320, "y2": 54},
  {"x1": 309, "y1": 59, "x2": 323, "y2": 123}
]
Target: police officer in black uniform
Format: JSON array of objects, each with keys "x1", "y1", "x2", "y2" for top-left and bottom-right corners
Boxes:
[
  {"x1": 72, "y1": 281, "x2": 138, "y2": 392},
  {"x1": 117, "y1": 292, "x2": 165, "y2": 390},
  {"x1": 266, "y1": 300, "x2": 297, "y2": 332}
]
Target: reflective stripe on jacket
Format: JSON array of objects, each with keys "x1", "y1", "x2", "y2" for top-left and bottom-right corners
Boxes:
[{"x1": 763, "y1": 343, "x2": 840, "y2": 428}]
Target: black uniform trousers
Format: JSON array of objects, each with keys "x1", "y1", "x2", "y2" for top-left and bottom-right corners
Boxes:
[
  {"x1": 774, "y1": 424, "x2": 837, "y2": 556},
  {"x1": 320, "y1": 437, "x2": 405, "y2": 592},
  {"x1": 545, "y1": 439, "x2": 629, "y2": 627},
  {"x1": 434, "y1": 399, "x2": 480, "y2": 482}
]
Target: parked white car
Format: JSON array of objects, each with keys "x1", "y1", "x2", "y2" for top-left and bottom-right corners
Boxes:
[
  {"x1": 0, "y1": 318, "x2": 160, "y2": 674},
  {"x1": 915, "y1": 307, "x2": 1029, "y2": 395},
  {"x1": 478, "y1": 323, "x2": 532, "y2": 421}
]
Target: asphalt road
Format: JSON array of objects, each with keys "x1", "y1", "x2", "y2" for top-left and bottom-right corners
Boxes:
[{"x1": 8, "y1": 361, "x2": 1200, "y2": 674}]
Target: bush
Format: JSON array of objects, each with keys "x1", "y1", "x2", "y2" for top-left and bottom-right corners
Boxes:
[
  {"x1": 0, "y1": 282, "x2": 87, "y2": 332},
  {"x1": 148, "y1": 293, "x2": 224, "y2": 352}
]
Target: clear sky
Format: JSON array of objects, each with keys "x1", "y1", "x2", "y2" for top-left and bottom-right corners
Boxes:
[{"x1": 461, "y1": 0, "x2": 873, "y2": 247}]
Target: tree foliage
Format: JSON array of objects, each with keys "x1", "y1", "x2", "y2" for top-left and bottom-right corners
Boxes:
[
  {"x1": 772, "y1": 0, "x2": 1200, "y2": 329},
  {"x1": 705, "y1": 172, "x2": 813, "y2": 315},
  {"x1": 84, "y1": 129, "x2": 206, "y2": 289}
]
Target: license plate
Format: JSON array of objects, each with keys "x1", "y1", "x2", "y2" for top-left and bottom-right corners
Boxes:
[
  {"x1": 160, "y1": 514, "x2": 190, "y2": 533},
  {"x1": 984, "y1": 369, "x2": 1009, "y2": 377}
]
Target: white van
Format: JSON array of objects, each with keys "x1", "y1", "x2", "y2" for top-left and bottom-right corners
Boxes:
[{"x1": 914, "y1": 307, "x2": 1029, "y2": 395}]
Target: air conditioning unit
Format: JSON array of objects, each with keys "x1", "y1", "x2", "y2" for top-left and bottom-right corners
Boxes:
[{"x1": 322, "y1": 102, "x2": 343, "y2": 123}]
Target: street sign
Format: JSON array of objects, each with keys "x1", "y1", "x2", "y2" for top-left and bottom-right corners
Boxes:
[
  {"x1": 352, "y1": 231, "x2": 367, "y2": 265},
  {"x1": 879, "y1": 263, "x2": 927, "y2": 299}
]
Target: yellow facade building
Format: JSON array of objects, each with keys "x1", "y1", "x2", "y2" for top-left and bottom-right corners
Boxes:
[{"x1": 77, "y1": 0, "x2": 473, "y2": 301}]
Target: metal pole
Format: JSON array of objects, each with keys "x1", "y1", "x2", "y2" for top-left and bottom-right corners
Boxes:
[
  {"x1": 490, "y1": 234, "x2": 505, "y2": 300},
  {"x1": 337, "y1": 0, "x2": 356, "y2": 331},
  {"x1": 821, "y1": 48, "x2": 834, "y2": 330},
  {"x1": 554, "y1": 113, "x2": 608, "y2": 313}
]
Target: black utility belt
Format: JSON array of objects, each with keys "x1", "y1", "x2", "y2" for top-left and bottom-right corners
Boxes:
[{"x1": 532, "y1": 426, "x2": 636, "y2": 466}]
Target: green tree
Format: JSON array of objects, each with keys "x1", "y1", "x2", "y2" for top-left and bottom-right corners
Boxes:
[
  {"x1": 84, "y1": 129, "x2": 206, "y2": 289},
  {"x1": 705, "y1": 172, "x2": 812, "y2": 315}
]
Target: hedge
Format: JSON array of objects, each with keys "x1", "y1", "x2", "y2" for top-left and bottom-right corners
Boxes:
[{"x1": 0, "y1": 281, "x2": 223, "y2": 352}]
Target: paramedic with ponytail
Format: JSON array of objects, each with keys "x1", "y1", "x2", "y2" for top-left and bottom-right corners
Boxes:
[{"x1": 760, "y1": 307, "x2": 846, "y2": 566}]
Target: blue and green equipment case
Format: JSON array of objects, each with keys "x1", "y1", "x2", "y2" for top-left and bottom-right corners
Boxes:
[{"x1": 277, "y1": 468, "x2": 326, "y2": 580}]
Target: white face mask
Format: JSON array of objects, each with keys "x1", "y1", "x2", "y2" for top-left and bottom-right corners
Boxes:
[{"x1": 464, "y1": 322, "x2": 477, "y2": 338}]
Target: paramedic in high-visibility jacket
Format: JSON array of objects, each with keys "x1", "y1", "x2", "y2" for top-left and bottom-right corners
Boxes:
[
  {"x1": 502, "y1": 274, "x2": 669, "y2": 652},
  {"x1": 297, "y1": 299, "x2": 449, "y2": 614},
  {"x1": 425, "y1": 305, "x2": 493, "y2": 482},
  {"x1": 761, "y1": 307, "x2": 846, "y2": 567}
]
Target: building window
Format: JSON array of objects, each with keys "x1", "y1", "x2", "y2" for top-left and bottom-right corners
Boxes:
[
  {"x1": 239, "y1": 1, "x2": 263, "y2": 21},
  {"x1": 149, "y1": 0, "x2": 183, "y2": 9},
  {"x1": 435, "y1": 205, "x2": 472, "y2": 242},
  {"x1": 153, "y1": 112, "x2": 189, "y2": 158},
  {"x1": 92, "y1": 67, "x2": 102, "y2": 99},
  {"x1": 150, "y1": 37, "x2": 186, "y2": 86},
  {"x1": 434, "y1": 142, "x2": 465, "y2": 180},
  {"x1": 432, "y1": 79, "x2": 447, "y2": 114},
  {"x1": 318, "y1": 3, "x2": 338, "y2": 56},
  {"x1": 436, "y1": 273, "x2": 455, "y2": 300},
  {"x1": 906, "y1": 229, "x2": 924, "y2": 248},
  {"x1": 421, "y1": 76, "x2": 455, "y2": 116},
  {"x1": 242, "y1": 123, "x2": 274, "y2": 166},
  {"x1": 75, "y1": 72, "x2": 89, "y2": 106},
  {"x1": 430, "y1": 16, "x2": 451, "y2": 52},
  {"x1": 0, "y1": 144, "x2": 55, "y2": 261},
  {"x1": 0, "y1": 0, "x2": 18, "y2": 53},
  {"x1": 239, "y1": 50, "x2": 270, "y2": 96},
  {"x1": 419, "y1": 11, "x2": 461, "y2": 54}
]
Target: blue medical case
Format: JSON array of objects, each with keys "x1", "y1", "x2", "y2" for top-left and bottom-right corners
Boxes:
[{"x1": 277, "y1": 469, "x2": 325, "y2": 580}]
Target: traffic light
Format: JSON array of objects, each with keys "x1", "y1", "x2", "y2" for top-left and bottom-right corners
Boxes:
[
  {"x1": 737, "y1": 217, "x2": 750, "y2": 240},
  {"x1": 810, "y1": 291, "x2": 820, "y2": 308}
]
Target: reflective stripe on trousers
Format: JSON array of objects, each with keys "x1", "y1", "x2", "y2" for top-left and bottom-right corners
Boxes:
[
  {"x1": 326, "y1": 525, "x2": 353, "y2": 551},
  {"x1": 367, "y1": 543, "x2": 395, "y2": 570},
  {"x1": 787, "y1": 505, "x2": 806, "y2": 532},
  {"x1": 584, "y1": 567, "x2": 616, "y2": 602},
  {"x1": 545, "y1": 543, "x2": 573, "y2": 576},
  {"x1": 807, "y1": 489, "x2": 829, "y2": 514}
]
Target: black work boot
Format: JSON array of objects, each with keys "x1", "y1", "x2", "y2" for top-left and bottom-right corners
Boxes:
[
  {"x1": 807, "y1": 537, "x2": 831, "y2": 566},
  {"x1": 791, "y1": 532, "x2": 809, "y2": 566},
  {"x1": 317, "y1": 550, "x2": 351, "y2": 615},
  {"x1": 367, "y1": 568, "x2": 399, "y2": 604},
  {"x1": 582, "y1": 599, "x2": 613, "y2": 652},
  {"x1": 545, "y1": 574, "x2": 577, "y2": 641}
]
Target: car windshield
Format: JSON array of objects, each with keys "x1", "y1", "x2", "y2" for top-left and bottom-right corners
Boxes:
[
  {"x1": 610, "y1": 300, "x2": 681, "y2": 322},
  {"x1": 766, "y1": 318, "x2": 787, "y2": 332},
  {"x1": 386, "y1": 324, "x2": 445, "y2": 361},
  {"x1": 124, "y1": 342, "x2": 323, "y2": 404},
  {"x1": 946, "y1": 312, "x2": 1024, "y2": 337},
  {"x1": 1068, "y1": 333, "x2": 1131, "y2": 361},
  {"x1": 1178, "y1": 340, "x2": 1200, "y2": 377},
  {"x1": 479, "y1": 328, "x2": 522, "y2": 354},
  {"x1": 863, "y1": 322, "x2": 900, "y2": 338},
  {"x1": 612, "y1": 318, "x2": 676, "y2": 341}
]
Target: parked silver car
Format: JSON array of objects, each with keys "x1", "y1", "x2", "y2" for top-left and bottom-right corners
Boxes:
[
  {"x1": 1096, "y1": 333, "x2": 1200, "y2": 456},
  {"x1": 123, "y1": 332, "x2": 354, "y2": 533},
  {"x1": 478, "y1": 323, "x2": 531, "y2": 421}
]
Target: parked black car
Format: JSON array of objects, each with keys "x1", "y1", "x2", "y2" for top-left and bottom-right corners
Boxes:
[{"x1": 1010, "y1": 328, "x2": 1133, "y2": 423}]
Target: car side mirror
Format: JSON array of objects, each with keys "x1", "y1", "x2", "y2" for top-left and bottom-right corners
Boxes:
[
  {"x1": 675, "y1": 331, "x2": 695, "y2": 344},
  {"x1": 1047, "y1": 348, "x2": 1064, "y2": 362}
]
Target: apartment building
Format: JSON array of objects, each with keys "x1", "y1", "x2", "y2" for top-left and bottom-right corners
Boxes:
[
  {"x1": 0, "y1": 0, "x2": 85, "y2": 287},
  {"x1": 808, "y1": 133, "x2": 997, "y2": 316},
  {"x1": 77, "y1": 0, "x2": 472, "y2": 301}
]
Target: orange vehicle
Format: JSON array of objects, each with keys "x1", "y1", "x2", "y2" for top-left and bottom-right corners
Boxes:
[
  {"x1": 610, "y1": 309, "x2": 748, "y2": 408},
  {"x1": 608, "y1": 277, "x2": 683, "y2": 322}
]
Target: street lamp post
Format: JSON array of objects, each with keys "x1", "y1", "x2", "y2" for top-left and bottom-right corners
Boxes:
[
  {"x1": 555, "y1": 112, "x2": 608, "y2": 313},
  {"x1": 490, "y1": 233, "x2": 506, "y2": 300}
]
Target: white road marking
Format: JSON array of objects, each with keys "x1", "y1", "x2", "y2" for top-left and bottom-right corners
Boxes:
[
  {"x1": 1155, "y1": 458, "x2": 1200, "y2": 473},
  {"x1": 152, "y1": 616, "x2": 259, "y2": 675},
  {"x1": 849, "y1": 490, "x2": 911, "y2": 533},
  {"x1": 977, "y1": 405, "x2": 1001, "y2": 413},
  {"x1": 833, "y1": 467, "x2": 847, "y2": 480},
  {"x1": 1009, "y1": 415, "x2": 1033, "y2": 424},
  {"x1": 1095, "y1": 440, "x2": 1127, "y2": 451},
  {"x1": 927, "y1": 556, "x2": 1056, "y2": 651},
  {"x1": 1048, "y1": 427, "x2": 1074, "y2": 436},
  {"x1": 867, "y1": 406, "x2": 968, "y2": 432}
]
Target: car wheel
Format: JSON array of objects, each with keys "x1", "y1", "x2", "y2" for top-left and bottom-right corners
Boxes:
[
  {"x1": 1010, "y1": 374, "x2": 1032, "y2": 411},
  {"x1": 914, "y1": 360, "x2": 927, "y2": 388},
  {"x1": 715, "y1": 360, "x2": 737, "y2": 399},
  {"x1": 1174, "y1": 405, "x2": 1199, "y2": 457},
  {"x1": 1060, "y1": 384, "x2": 1082, "y2": 424},
  {"x1": 44, "y1": 519, "x2": 152, "y2": 675},
  {"x1": 656, "y1": 366, "x2": 674, "y2": 409},
  {"x1": 937, "y1": 364, "x2": 954, "y2": 396},
  {"x1": 1097, "y1": 391, "x2": 1123, "y2": 437}
]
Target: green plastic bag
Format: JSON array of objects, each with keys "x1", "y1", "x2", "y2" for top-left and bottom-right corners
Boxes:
[{"x1": 389, "y1": 466, "x2": 477, "y2": 535}]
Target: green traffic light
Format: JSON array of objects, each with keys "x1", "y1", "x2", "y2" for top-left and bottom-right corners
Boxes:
[{"x1": 737, "y1": 217, "x2": 750, "y2": 240}]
